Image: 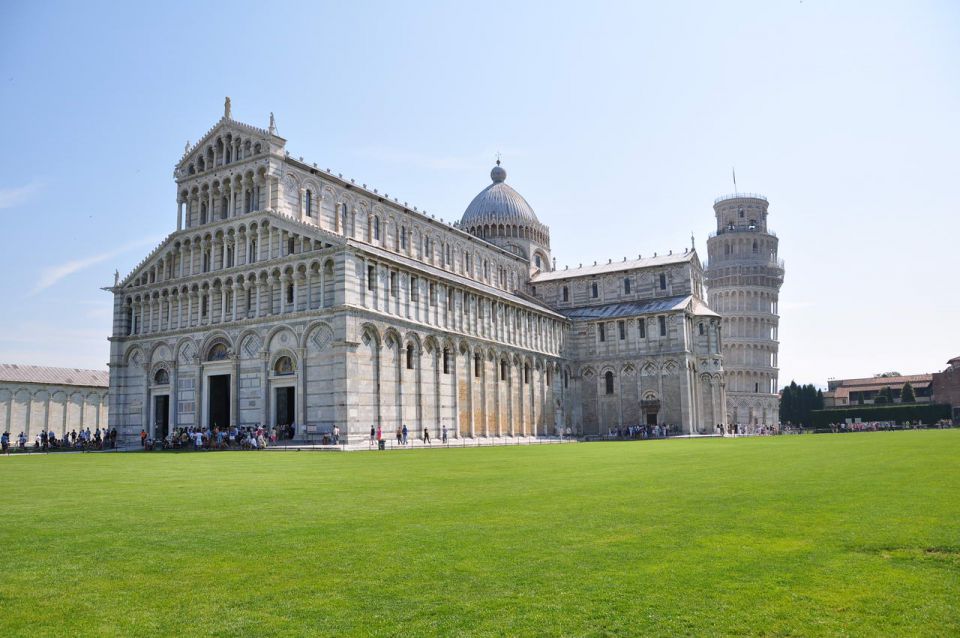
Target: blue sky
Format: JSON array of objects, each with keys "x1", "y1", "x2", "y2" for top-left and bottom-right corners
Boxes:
[{"x1": 0, "y1": 1, "x2": 957, "y2": 386}]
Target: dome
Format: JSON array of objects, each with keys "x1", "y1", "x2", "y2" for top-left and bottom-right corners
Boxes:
[{"x1": 461, "y1": 162, "x2": 539, "y2": 227}]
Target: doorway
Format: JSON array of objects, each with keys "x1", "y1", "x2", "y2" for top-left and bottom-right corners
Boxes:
[
  {"x1": 646, "y1": 412, "x2": 658, "y2": 426},
  {"x1": 154, "y1": 395, "x2": 170, "y2": 439},
  {"x1": 208, "y1": 374, "x2": 230, "y2": 429},
  {"x1": 275, "y1": 386, "x2": 295, "y2": 427}
]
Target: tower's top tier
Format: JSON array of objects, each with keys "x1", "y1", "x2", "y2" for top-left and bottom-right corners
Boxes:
[{"x1": 711, "y1": 194, "x2": 770, "y2": 235}]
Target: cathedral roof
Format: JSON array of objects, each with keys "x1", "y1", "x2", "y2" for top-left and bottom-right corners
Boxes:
[
  {"x1": 530, "y1": 251, "x2": 697, "y2": 283},
  {"x1": 0, "y1": 363, "x2": 109, "y2": 388},
  {"x1": 461, "y1": 163, "x2": 539, "y2": 227},
  {"x1": 559, "y1": 295, "x2": 717, "y2": 320}
]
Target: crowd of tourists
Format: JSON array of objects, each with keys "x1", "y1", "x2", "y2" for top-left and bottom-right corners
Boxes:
[
  {"x1": 140, "y1": 424, "x2": 303, "y2": 451},
  {"x1": 824, "y1": 420, "x2": 953, "y2": 433},
  {"x1": 606, "y1": 424, "x2": 673, "y2": 440},
  {"x1": 1, "y1": 428, "x2": 118, "y2": 453},
  {"x1": 718, "y1": 423, "x2": 779, "y2": 436}
]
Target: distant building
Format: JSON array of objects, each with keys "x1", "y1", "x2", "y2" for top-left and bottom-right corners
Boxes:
[
  {"x1": 823, "y1": 374, "x2": 933, "y2": 407},
  {"x1": 931, "y1": 357, "x2": 960, "y2": 421},
  {"x1": 0, "y1": 364, "x2": 109, "y2": 437}
]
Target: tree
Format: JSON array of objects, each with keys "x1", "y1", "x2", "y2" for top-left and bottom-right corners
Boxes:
[
  {"x1": 779, "y1": 381, "x2": 824, "y2": 426},
  {"x1": 901, "y1": 382, "x2": 916, "y2": 403},
  {"x1": 875, "y1": 386, "x2": 894, "y2": 404}
]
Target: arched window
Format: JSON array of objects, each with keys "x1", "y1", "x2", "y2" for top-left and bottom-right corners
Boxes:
[
  {"x1": 373, "y1": 216, "x2": 380, "y2": 241},
  {"x1": 206, "y1": 343, "x2": 229, "y2": 361},
  {"x1": 400, "y1": 226, "x2": 407, "y2": 250},
  {"x1": 474, "y1": 354, "x2": 481, "y2": 378},
  {"x1": 305, "y1": 190, "x2": 312, "y2": 216},
  {"x1": 562, "y1": 286, "x2": 569, "y2": 302},
  {"x1": 605, "y1": 371, "x2": 615, "y2": 395},
  {"x1": 752, "y1": 240, "x2": 758, "y2": 253},
  {"x1": 221, "y1": 196, "x2": 229, "y2": 220},
  {"x1": 406, "y1": 344, "x2": 415, "y2": 370},
  {"x1": 524, "y1": 363, "x2": 530, "y2": 384},
  {"x1": 624, "y1": 277, "x2": 631, "y2": 294},
  {"x1": 500, "y1": 360, "x2": 508, "y2": 381},
  {"x1": 535, "y1": 255, "x2": 542, "y2": 269},
  {"x1": 591, "y1": 282, "x2": 598, "y2": 298},
  {"x1": 659, "y1": 273, "x2": 667, "y2": 290},
  {"x1": 200, "y1": 202, "x2": 208, "y2": 225},
  {"x1": 443, "y1": 348, "x2": 451, "y2": 374},
  {"x1": 274, "y1": 356, "x2": 295, "y2": 375},
  {"x1": 154, "y1": 369, "x2": 169, "y2": 385}
]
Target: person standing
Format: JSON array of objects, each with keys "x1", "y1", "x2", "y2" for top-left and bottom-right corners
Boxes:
[
  {"x1": 396, "y1": 426, "x2": 402, "y2": 446},
  {"x1": 369, "y1": 425, "x2": 375, "y2": 448},
  {"x1": 402, "y1": 424, "x2": 408, "y2": 446},
  {"x1": 1, "y1": 431, "x2": 9, "y2": 455},
  {"x1": 333, "y1": 425, "x2": 340, "y2": 445},
  {"x1": 441, "y1": 425, "x2": 448, "y2": 444},
  {"x1": 423, "y1": 427, "x2": 430, "y2": 445},
  {"x1": 376, "y1": 425, "x2": 383, "y2": 443}
]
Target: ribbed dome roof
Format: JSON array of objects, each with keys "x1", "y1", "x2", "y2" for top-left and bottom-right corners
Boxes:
[{"x1": 461, "y1": 163, "x2": 539, "y2": 226}]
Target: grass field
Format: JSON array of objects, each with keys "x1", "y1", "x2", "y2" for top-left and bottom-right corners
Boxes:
[{"x1": 1, "y1": 431, "x2": 958, "y2": 637}]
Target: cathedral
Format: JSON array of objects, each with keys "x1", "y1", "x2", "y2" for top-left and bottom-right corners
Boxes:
[{"x1": 108, "y1": 101, "x2": 775, "y2": 445}]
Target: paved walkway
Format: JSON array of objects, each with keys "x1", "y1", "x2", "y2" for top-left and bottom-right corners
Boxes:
[{"x1": 266, "y1": 435, "x2": 577, "y2": 452}]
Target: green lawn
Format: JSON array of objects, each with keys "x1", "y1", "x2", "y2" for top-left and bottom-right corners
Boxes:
[{"x1": 1, "y1": 431, "x2": 958, "y2": 637}]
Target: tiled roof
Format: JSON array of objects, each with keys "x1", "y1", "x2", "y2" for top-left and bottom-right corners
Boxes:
[
  {"x1": 0, "y1": 363, "x2": 109, "y2": 388},
  {"x1": 833, "y1": 374, "x2": 932, "y2": 388},
  {"x1": 531, "y1": 252, "x2": 695, "y2": 283},
  {"x1": 561, "y1": 295, "x2": 692, "y2": 320}
]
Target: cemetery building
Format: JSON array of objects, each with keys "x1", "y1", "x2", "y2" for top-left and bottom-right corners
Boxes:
[
  {"x1": 107, "y1": 100, "x2": 728, "y2": 444},
  {"x1": 0, "y1": 363, "x2": 109, "y2": 438}
]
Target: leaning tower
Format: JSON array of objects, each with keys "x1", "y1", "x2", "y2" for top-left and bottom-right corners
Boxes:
[{"x1": 705, "y1": 194, "x2": 785, "y2": 428}]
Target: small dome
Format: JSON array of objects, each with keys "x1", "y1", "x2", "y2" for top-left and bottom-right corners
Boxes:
[{"x1": 461, "y1": 162, "x2": 538, "y2": 226}]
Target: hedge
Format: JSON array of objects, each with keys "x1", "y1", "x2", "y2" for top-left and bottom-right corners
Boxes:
[{"x1": 810, "y1": 404, "x2": 951, "y2": 428}]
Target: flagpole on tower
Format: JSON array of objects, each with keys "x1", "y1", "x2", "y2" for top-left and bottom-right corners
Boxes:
[{"x1": 732, "y1": 167, "x2": 737, "y2": 195}]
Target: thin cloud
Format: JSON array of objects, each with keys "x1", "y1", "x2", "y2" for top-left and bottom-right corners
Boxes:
[
  {"x1": 0, "y1": 181, "x2": 42, "y2": 209},
  {"x1": 353, "y1": 146, "x2": 526, "y2": 172},
  {"x1": 32, "y1": 236, "x2": 165, "y2": 295}
]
